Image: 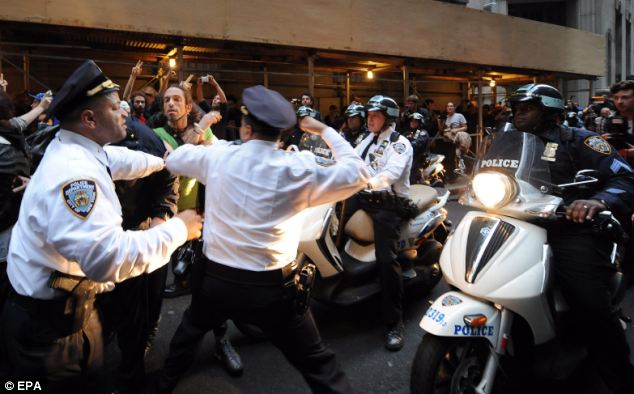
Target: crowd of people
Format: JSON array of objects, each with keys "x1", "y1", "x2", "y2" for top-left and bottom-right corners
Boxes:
[{"x1": 0, "y1": 58, "x2": 634, "y2": 394}]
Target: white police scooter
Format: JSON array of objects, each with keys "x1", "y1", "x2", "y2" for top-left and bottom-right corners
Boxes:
[
  {"x1": 295, "y1": 133, "x2": 451, "y2": 305},
  {"x1": 297, "y1": 183, "x2": 450, "y2": 307},
  {"x1": 410, "y1": 131, "x2": 629, "y2": 394}
]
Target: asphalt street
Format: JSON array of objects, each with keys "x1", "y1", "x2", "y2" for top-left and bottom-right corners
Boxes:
[{"x1": 106, "y1": 201, "x2": 634, "y2": 394}]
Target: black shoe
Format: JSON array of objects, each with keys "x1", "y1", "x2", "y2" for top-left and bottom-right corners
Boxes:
[
  {"x1": 385, "y1": 324, "x2": 404, "y2": 351},
  {"x1": 215, "y1": 338, "x2": 243, "y2": 376},
  {"x1": 163, "y1": 282, "x2": 190, "y2": 299}
]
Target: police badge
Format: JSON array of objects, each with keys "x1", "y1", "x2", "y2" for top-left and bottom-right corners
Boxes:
[
  {"x1": 541, "y1": 142, "x2": 558, "y2": 162},
  {"x1": 584, "y1": 136, "x2": 612, "y2": 155},
  {"x1": 62, "y1": 179, "x2": 97, "y2": 219}
]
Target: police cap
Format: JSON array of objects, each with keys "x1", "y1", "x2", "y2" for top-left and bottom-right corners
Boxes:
[
  {"x1": 47, "y1": 60, "x2": 120, "y2": 120},
  {"x1": 242, "y1": 85, "x2": 296, "y2": 129}
]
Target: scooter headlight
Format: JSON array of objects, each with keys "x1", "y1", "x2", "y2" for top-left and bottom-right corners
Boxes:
[{"x1": 472, "y1": 172, "x2": 517, "y2": 209}]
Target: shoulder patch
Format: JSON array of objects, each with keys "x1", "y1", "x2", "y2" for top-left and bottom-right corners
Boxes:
[
  {"x1": 62, "y1": 179, "x2": 98, "y2": 220},
  {"x1": 392, "y1": 142, "x2": 406, "y2": 154},
  {"x1": 583, "y1": 136, "x2": 612, "y2": 155}
]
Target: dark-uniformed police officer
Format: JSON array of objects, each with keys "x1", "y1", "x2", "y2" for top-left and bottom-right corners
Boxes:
[
  {"x1": 340, "y1": 103, "x2": 369, "y2": 148},
  {"x1": 509, "y1": 83, "x2": 634, "y2": 394},
  {"x1": 403, "y1": 112, "x2": 430, "y2": 184},
  {"x1": 158, "y1": 85, "x2": 369, "y2": 393},
  {"x1": 0, "y1": 60, "x2": 203, "y2": 393},
  {"x1": 98, "y1": 101, "x2": 180, "y2": 393}
]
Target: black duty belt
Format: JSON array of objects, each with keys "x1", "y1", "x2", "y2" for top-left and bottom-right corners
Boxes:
[
  {"x1": 8, "y1": 289, "x2": 68, "y2": 315},
  {"x1": 202, "y1": 256, "x2": 297, "y2": 286}
]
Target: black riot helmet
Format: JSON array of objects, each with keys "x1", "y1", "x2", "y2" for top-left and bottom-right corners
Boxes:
[
  {"x1": 365, "y1": 95, "x2": 400, "y2": 119},
  {"x1": 509, "y1": 84, "x2": 565, "y2": 115},
  {"x1": 296, "y1": 105, "x2": 317, "y2": 119},
  {"x1": 344, "y1": 104, "x2": 365, "y2": 119}
]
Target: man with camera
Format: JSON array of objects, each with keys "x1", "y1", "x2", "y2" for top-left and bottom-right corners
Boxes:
[
  {"x1": 196, "y1": 74, "x2": 230, "y2": 140},
  {"x1": 157, "y1": 85, "x2": 368, "y2": 393}
]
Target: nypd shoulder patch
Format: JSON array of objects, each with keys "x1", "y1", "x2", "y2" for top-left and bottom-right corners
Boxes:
[
  {"x1": 583, "y1": 136, "x2": 612, "y2": 155},
  {"x1": 62, "y1": 179, "x2": 98, "y2": 219},
  {"x1": 392, "y1": 142, "x2": 406, "y2": 154}
]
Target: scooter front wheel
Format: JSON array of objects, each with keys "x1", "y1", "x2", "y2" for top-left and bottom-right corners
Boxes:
[{"x1": 410, "y1": 334, "x2": 491, "y2": 394}]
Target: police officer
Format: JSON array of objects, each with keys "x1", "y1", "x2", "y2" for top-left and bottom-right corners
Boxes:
[
  {"x1": 340, "y1": 103, "x2": 369, "y2": 147},
  {"x1": 98, "y1": 100, "x2": 180, "y2": 393},
  {"x1": 345, "y1": 95, "x2": 414, "y2": 351},
  {"x1": 509, "y1": 83, "x2": 634, "y2": 394},
  {"x1": 282, "y1": 105, "x2": 317, "y2": 149},
  {"x1": 403, "y1": 112, "x2": 430, "y2": 184},
  {"x1": 0, "y1": 60, "x2": 203, "y2": 392},
  {"x1": 158, "y1": 85, "x2": 368, "y2": 393}
]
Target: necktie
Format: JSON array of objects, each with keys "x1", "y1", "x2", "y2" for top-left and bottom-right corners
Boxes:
[{"x1": 361, "y1": 135, "x2": 379, "y2": 160}]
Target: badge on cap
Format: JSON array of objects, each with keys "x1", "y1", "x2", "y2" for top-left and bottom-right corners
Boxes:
[
  {"x1": 584, "y1": 136, "x2": 612, "y2": 155},
  {"x1": 62, "y1": 179, "x2": 97, "y2": 219},
  {"x1": 541, "y1": 142, "x2": 558, "y2": 162},
  {"x1": 392, "y1": 142, "x2": 406, "y2": 155}
]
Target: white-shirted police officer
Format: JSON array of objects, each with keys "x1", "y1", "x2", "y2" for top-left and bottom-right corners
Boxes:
[
  {"x1": 0, "y1": 60, "x2": 202, "y2": 392},
  {"x1": 346, "y1": 95, "x2": 414, "y2": 351},
  {"x1": 158, "y1": 85, "x2": 369, "y2": 393}
]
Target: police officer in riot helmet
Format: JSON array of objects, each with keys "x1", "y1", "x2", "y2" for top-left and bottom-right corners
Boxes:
[
  {"x1": 509, "y1": 83, "x2": 634, "y2": 394},
  {"x1": 340, "y1": 103, "x2": 369, "y2": 147},
  {"x1": 281, "y1": 106, "x2": 317, "y2": 150},
  {"x1": 404, "y1": 112, "x2": 430, "y2": 184},
  {"x1": 345, "y1": 95, "x2": 414, "y2": 351}
]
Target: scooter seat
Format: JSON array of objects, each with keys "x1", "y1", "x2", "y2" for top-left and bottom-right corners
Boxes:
[
  {"x1": 345, "y1": 210, "x2": 374, "y2": 243},
  {"x1": 410, "y1": 184, "x2": 438, "y2": 212}
]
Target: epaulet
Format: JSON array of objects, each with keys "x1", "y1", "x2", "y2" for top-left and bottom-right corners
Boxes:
[
  {"x1": 389, "y1": 131, "x2": 400, "y2": 143},
  {"x1": 559, "y1": 125, "x2": 576, "y2": 142}
]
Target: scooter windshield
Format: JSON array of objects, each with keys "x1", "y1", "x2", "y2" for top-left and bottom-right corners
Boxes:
[{"x1": 476, "y1": 130, "x2": 551, "y2": 190}]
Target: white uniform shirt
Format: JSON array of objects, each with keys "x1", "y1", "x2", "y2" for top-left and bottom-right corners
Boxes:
[
  {"x1": 355, "y1": 128, "x2": 413, "y2": 197},
  {"x1": 166, "y1": 127, "x2": 369, "y2": 271},
  {"x1": 8, "y1": 129, "x2": 188, "y2": 299}
]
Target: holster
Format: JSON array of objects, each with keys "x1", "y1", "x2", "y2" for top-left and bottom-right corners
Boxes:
[
  {"x1": 359, "y1": 190, "x2": 419, "y2": 220},
  {"x1": 48, "y1": 271, "x2": 98, "y2": 332},
  {"x1": 289, "y1": 263, "x2": 316, "y2": 315}
]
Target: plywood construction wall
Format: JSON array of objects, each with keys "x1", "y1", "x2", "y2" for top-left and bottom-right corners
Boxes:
[{"x1": 0, "y1": 0, "x2": 605, "y2": 76}]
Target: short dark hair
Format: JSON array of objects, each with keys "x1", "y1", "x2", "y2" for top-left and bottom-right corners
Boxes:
[
  {"x1": 130, "y1": 91, "x2": 147, "y2": 102},
  {"x1": 610, "y1": 80, "x2": 634, "y2": 94},
  {"x1": 242, "y1": 114, "x2": 281, "y2": 139}
]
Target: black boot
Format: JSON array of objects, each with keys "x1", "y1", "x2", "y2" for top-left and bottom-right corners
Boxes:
[
  {"x1": 385, "y1": 323, "x2": 405, "y2": 351},
  {"x1": 213, "y1": 323, "x2": 243, "y2": 376}
]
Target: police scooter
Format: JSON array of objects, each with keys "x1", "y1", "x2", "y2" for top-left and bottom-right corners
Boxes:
[
  {"x1": 410, "y1": 131, "x2": 629, "y2": 394},
  {"x1": 297, "y1": 186, "x2": 450, "y2": 307},
  {"x1": 419, "y1": 153, "x2": 446, "y2": 187}
]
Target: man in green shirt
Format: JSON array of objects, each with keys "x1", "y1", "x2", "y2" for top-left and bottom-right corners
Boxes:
[{"x1": 154, "y1": 84, "x2": 243, "y2": 376}]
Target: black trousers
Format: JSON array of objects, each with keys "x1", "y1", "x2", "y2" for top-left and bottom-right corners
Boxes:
[
  {"x1": 344, "y1": 195, "x2": 403, "y2": 328},
  {"x1": 160, "y1": 260, "x2": 351, "y2": 394},
  {"x1": 0, "y1": 292, "x2": 106, "y2": 394},
  {"x1": 549, "y1": 230, "x2": 634, "y2": 392},
  {"x1": 99, "y1": 264, "x2": 168, "y2": 393}
]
